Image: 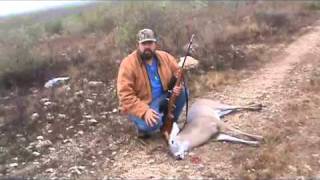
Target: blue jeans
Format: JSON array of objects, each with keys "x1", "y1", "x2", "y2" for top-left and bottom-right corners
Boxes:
[{"x1": 128, "y1": 88, "x2": 187, "y2": 134}]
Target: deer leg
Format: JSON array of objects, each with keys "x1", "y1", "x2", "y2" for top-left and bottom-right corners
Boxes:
[
  {"x1": 215, "y1": 104, "x2": 262, "y2": 118},
  {"x1": 217, "y1": 104, "x2": 262, "y2": 113},
  {"x1": 233, "y1": 103, "x2": 263, "y2": 111},
  {"x1": 215, "y1": 133, "x2": 260, "y2": 146},
  {"x1": 216, "y1": 109, "x2": 235, "y2": 118},
  {"x1": 224, "y1": 125, "x2": 264, "y2": 141}
]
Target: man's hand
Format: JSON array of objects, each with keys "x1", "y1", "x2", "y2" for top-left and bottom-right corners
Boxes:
[
  {"x1": 171, "y1": 69, "x2": 183, "y2": 96},
  {"x1": 174, "y1": 69, "x2": 182, "y2": 78},
  {"x1": 173, "y1": 84, "x2": 183, "y2": 96},
  {"x1": 144, "y1": 108, "x2": 160, "y2": 127}
]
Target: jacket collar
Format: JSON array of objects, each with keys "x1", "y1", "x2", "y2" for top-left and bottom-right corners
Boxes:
[{"x1": 135, "y1": 50, "x2": 162, "y2": 66}]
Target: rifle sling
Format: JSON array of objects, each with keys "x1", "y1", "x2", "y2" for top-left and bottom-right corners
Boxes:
[{"x1": 183, "y1": 73, "x2": 189, "y2": 127}]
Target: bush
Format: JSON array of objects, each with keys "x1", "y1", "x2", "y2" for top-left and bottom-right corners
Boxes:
[
  {"x1": 308, "y1": 2, "x2": 320, "y2": 10},
  {"x1": 255, "y1": 12, "x2": 291, "y2": 31},
  {"x1": 0, "y1": 45, "x2": 68, "y2": 90},
  {"x1": 62, "y1": 15, "x2": 86, "y2": 35},
  {"x1": 45, "y1": 20, "x2": 63, "y2": 35}
]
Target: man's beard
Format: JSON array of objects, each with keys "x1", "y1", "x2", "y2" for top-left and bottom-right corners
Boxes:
[{"x1": 140, "y1": 49, "x2": 154, "y2": 61}]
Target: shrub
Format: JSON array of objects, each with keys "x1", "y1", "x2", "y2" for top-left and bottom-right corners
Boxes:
[
  {"x1": 44, "y1": 20, "x2": 63, "y2": 35},
  {"x1": 0, "y1": 45, "x2": 68, "y2": 90},
  {"x1": 308, "y1": 2, "x2": 320, "y2": 10}
]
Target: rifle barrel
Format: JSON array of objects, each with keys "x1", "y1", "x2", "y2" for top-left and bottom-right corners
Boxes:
[{"x1": 181, "y1": 34, "x2": 195, "y2": 69}]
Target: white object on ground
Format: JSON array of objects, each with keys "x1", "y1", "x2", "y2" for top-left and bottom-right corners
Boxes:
[{"x1": 44, "y1": 77, "x2": 70, "y2": 88}]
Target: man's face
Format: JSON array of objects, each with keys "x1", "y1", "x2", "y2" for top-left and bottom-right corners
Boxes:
[{"x1": 138, "y1": 41, "x2": 156, "y2": 60}]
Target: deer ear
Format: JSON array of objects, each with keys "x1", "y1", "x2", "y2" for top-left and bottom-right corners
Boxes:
[
  {"x1": 171, "y1": 122, "x2": 180, "y2": 137},
  {"x1": 169, "y1": 122, "x2": 180, "y2": 145}
]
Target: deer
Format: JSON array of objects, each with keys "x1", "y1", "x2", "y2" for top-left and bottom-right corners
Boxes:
[{"x1": 168, "y1": 98, "x2": 264, "y2": 160}]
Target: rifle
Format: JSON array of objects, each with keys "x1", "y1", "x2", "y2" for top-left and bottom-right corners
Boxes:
[{"x1": 160, "y1": 34, "x2": 195, "y2": 142}]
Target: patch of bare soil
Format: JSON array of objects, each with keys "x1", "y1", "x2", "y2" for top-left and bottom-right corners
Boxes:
[{"x1": 4, "y1": 20, "x2": 320, "y2": 179}]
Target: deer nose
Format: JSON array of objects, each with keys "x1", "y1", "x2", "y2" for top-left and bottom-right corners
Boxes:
[
  {"x1": 176, "y1": 155, "x2": 182, "y2": 160},
  {"x1": 175, "y1": 154, "x2": 184, "y2": 160}
]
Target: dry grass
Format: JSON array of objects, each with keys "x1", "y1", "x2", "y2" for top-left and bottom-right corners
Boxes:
[
  {"x1": 232, "y1": 61, "x2": 320, "y2": 179},
  {"x1": 189, "y1": 70, "x2": 240, "y2": 97},
  {"x1": 304, "y1": 66, "x2": 320, "y2": 92}
]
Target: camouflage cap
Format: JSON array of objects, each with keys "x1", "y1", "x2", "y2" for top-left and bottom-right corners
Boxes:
[{"x1": 137, "y1": 29, "x2": 157, "y2": 43}]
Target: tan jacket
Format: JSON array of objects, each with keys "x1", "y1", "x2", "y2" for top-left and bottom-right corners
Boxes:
[{"x1": 117, "y1": 50, "x2": 179, "y2": 119}]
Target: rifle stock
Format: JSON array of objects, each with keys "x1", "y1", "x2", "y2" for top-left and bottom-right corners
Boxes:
[
  {"x1": 160, "y1": 69, "x2": 183, "y2": 141},
  {"x1": 160, "y1": 34, "x2": 195, "y2": 143}
]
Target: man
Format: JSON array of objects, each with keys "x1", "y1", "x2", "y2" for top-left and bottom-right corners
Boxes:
[{"x1": 117, "y1": 29, "x2": 187, "y2": 138}]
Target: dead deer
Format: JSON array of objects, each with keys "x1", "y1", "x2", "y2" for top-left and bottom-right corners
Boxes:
[{"x1": 169, "y1": 98, "x2": 263, "y2": 159}]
